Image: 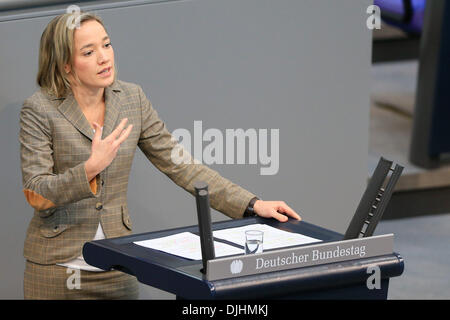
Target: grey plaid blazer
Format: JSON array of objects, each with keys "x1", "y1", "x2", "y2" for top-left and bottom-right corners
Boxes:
[{"x1": 20, "y1": 79, "x2": 256, "y2": 265}]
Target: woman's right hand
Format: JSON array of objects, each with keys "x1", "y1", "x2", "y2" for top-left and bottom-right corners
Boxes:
[{"x1": 85, "y1": 118, "x2": 133, "y2": 181}]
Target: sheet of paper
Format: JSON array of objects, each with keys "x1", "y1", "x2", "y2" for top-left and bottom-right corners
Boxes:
[
  {"x1": 213, "y1": 224, "x2": 322, "y2": 250},
  {"x1": 133, "y1": 232, "x2": 243, "y2": 260}
]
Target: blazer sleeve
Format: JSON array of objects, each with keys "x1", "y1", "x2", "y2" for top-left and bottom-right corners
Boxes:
[
  {"x1": 19, "y1": 98, "x2": 100, "y2": 212},
  {"x1": 136, "y1": 86, "x2": 257, "y2": 219}
]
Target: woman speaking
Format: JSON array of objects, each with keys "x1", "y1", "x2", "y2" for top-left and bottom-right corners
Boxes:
[{"x1": 20, "y1": 11, "x2": 300, "y2": 299}]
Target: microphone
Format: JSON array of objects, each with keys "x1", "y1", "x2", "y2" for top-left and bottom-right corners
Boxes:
[{"x1": 194, "y1": 181, "x2": 216, "y2": 274}]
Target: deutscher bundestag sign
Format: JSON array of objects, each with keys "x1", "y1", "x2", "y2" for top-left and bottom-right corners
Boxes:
[{"x1": 206, "y1": 234, "x2": 394, "y2": 281}]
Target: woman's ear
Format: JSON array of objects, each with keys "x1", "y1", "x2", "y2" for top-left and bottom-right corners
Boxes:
[{"x1": 64, "y1": 64, "x2": 71, "y2": 74}]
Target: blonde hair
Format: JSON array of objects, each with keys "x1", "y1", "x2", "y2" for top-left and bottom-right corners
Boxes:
[{"x1": 37, "y1": 11, "x2": 116, "y2": 98}]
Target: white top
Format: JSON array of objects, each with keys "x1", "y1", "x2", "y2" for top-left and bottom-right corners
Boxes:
[{"x1": 57, "y1": 223, "x2": 106, "y2": 272}]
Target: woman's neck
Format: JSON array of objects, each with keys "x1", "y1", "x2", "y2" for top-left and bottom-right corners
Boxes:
[{"x1": 72, "y1": 85, "x2": 105, "y2": 110}]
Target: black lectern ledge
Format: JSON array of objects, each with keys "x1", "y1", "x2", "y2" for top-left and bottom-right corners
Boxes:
[{"x1": 83, "y1": 157, "x2": 405, "y2": 299}]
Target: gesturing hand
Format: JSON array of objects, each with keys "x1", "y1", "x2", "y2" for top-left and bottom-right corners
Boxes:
[
  {"x1": 253, "y1": 200, "x2": 301, "y2": 222},
  {"x1": 85, "y1": 118, "x2": 133, "y2": 181}
]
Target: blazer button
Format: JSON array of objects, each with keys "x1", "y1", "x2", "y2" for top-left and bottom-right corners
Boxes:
[{"x1": 95, "y1": 202, "x2": 103, "y2": 210}]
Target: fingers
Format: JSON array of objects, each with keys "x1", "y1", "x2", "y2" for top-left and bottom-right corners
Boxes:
[
  {"x1": 115, "y1": 124, "x2": 133, "y2": 146},
  {"x1": 271, "y1": 209, "x2": 289, "y2": 222},
  {"x1": 109, "y1": 118, "x2": 128, "y2": 140},
  {"x1": 277, "y1": 202, "x2": 301, "y2": 221},
  {"x1": 258, "y1": 201, "x2": 301, "y2": 222}
]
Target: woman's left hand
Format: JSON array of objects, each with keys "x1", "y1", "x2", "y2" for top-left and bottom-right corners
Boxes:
[{"x1": 253, "y1": 200, "x2": 301, "y2": 222}]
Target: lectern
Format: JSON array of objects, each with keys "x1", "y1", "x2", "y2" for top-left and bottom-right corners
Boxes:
[
  {"x1": 83, "y1": 157, "x2": 404, "y2": 299},
  {"x1": 83, "y1": 217, "x2": 404, "y2": 299}
]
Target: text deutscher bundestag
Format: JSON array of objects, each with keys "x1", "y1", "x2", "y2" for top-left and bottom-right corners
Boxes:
[{"x1": 256, "y1": 244, "x2": 366, "y2": 270}]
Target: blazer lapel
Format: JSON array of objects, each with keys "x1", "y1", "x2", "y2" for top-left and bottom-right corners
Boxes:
[
  {"x1": 102, "y1": 83, "x2": 122, "y2": 139},
  {"x1": 57, "y1": 93, "x2": 94, "y2": 140}
]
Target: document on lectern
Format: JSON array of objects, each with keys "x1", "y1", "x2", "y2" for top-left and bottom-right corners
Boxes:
[
  {"x1": 213, "y1": 224, "x2": 322, "y2": 250},
  {"x1": 134, "y1": 232, "x2": 243, "y2": 260}
]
